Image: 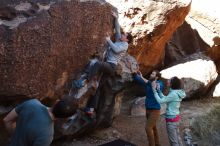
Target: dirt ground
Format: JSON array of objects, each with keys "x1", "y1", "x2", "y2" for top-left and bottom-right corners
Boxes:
[
  {"x1": 52, "y1": 98, "x2": 220, "y2": 146},
  {"x1": 1, "y1": 98, "x2": 219, "y2": 146},
  {"x1": 52, "y1": 115, "x2": 169, "y2": 146}
]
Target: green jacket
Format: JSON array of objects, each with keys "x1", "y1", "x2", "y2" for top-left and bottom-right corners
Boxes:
[{"x1": 153, "y1": 89, "x2": 186, "y2": 118}]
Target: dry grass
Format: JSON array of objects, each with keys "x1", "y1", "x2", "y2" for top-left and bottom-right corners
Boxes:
[{"x1": 192, "y1": 105, "x2": 220, "y2": 146}]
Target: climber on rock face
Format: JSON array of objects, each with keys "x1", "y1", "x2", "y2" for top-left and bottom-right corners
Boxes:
[
  {"x1": 70, "y1": 11, "x2": 133, "y2": 116},
  {"x1": 73, "y1": 11, "x2": 133, "y2": 87}
]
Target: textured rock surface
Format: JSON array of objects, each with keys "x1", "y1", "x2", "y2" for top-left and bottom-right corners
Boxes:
[
  {"x1": 0, "y1": 0, "x2": 192, "y2": 100},
  {"x1": 55, "y1": 54, "x2": 138, "y2": 138},
  {"x1": 207, "y1": 38, "x2": 220, "y2": 73},
  {"x1": 107, "y1": 0, "x2": 191, "y2": 74},
  {"x1": 96, "y1": 54, "x2": 138, "y2": 127},
  {"x1": 164, "y1": 0, "x2": 220, "y2": 97},
  {"x1": 130, "y1": 97, "x2": 146, "y2": 117},
  {"x1": 161, "y1": 53, "x2": 218, "y2": 99},
  {"x1": 213, "y1": 81, "x2": 220, "y2": 98},
  {"x1": 0, "y1": 0, "x2": 112, "y2": 100},
  {"x1": 186, "y1": 0, "x2": 220, "y2": 46},
  {"x1": 182, "y1": 0, "x2": 220, "y2": 72},
  {"x1": 164, "y1": 21, "x2": 209, "y2": 67}
]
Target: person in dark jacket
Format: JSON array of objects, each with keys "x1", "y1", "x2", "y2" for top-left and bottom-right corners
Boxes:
[{"x1": 133, "y1": 70, "x2": 164, "y2": 146}]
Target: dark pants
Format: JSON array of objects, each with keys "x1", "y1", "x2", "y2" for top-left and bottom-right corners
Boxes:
[
  {"x1": 87, "y1": 61, "x2": 116, "y2": 81},
  {"x1": 87, "y1": 61, "x2": 116, "y2": 109}
]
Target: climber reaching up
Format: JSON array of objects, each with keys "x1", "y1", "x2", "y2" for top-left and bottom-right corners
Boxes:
[
  {"x1": 70, "y1": 10, "x2": 133, "y2": 115},
  {"x1": 74, "y1": 11, "x2": 133, "y2": 87},
  {"x1": 86, "y1": 11, "x2": 132, "y2": 80}
]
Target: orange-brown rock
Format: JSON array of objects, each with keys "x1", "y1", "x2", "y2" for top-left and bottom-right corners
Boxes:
[
  {"x1": 107, "y1": 0, "x2": 191, "y2": 75},
  {"x1": 0, "y1": 0, "x2": 112, "y2": 100},
  {"x1": 207, "y1": 37, "x2": 220, "y2": 73}
]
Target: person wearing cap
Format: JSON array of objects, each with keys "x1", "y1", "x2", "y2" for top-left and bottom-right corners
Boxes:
[{"x1": 3, "y1": 97, "x2": 75, "y2": 146}]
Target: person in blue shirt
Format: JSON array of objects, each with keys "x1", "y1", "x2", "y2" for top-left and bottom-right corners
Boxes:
[
  {"x1": 133, "y1": 70, "x2": 164, "y2": 146},
  {"x1": 3, "y1": 98, "x2": 75, "y2": 146}
]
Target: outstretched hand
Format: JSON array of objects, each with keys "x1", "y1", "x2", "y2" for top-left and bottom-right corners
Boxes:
[
  {"x1": 152, "y1": 81, "x2": 157, "y2": 90},
  {"x1": 152, "y1": 81, "x2": 160, "y2": 90},
  {"x1": 111, "y1": 11, "x2": 118, "y2": 18},
  {"x1": 127, "y1": 61, "x2": 133, "y2": 71},
  {"x1": 137, "y1": 70, "x2": 142, "y2": 76},
  {"x1": 106, "y1": 36, "x2": 110, "y2": 41}
]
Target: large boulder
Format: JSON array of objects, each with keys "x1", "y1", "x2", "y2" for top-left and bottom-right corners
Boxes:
[
  {"x1": 161, "y1": 53, "x2": 218, "y2": 99},
  {"x1": 164, "y1": 21, "x2": 209, "y2": 67},
  {"x1": 165, "y1": 0, "x2": 220, "y2": 67},
  {"x1": 0, "y1": 0, "x2": 113, "y2": 100},
  {"x1": 186, "y1": 0, "x2": 220, "y2": 46},
  {"x1": 213, "y1": 76, "x2": 220, "y2": 98},
  {"x1": 130, "y1": 97, "x2": 146, "y2": 117},
  {"x1": 106, "y1": 0, "x2": 191, "y2": 74},
  {"x1": 207, "y1": 39, "x2": 220, "y2": 73},
  {"x1": 87, "y1": 54, "x2": 138, "y2": 127},
  {"x1": 213, "y1": 82, "x2": 220, "y2": 98},
  {"x1": 184, "y1": 0, "x2": 220, "y2": 72},
  {"x1": 56, "y1": 54, "x2": 138, "y2": 137}
]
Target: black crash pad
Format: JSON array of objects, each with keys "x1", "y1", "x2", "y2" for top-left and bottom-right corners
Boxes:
[{"x1": 99, "y1": 139, "x2": 137, "y2": 146}]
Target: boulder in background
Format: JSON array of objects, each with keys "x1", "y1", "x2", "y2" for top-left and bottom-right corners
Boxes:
[{"x1": 161, "y1": 53, "x2": 218, "y2": 99}]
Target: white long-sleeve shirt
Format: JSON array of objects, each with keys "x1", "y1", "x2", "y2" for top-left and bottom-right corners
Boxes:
[
  {"x1": 105, "y1": 16, "x2": 128, "y2": 65},
  {"x1": 106, "y1": 39, "x2": 128, "y2": 65}
]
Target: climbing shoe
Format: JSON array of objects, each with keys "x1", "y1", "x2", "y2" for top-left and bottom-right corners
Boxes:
[
  {"x1": 85, "y1": 107, "x2": 96, "y2": 119},
  {"x1": 71, "y1": 78, "x2": 86, "y2": 89}
]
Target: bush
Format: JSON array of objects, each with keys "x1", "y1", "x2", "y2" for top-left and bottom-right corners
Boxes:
[{"x1": 192, "y1": 105, "x2": 220, "y2": 146}]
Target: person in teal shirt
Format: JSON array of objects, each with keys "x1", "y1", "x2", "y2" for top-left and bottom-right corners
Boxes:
[
  {"x1": 152, "y1": 76, "x2": 186, "y2": 146},
  {"x1": 3, "y1": 98, "x2": 75, "y2": 146}
]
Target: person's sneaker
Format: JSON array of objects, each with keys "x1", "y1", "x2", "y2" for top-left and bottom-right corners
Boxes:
[
  {"x1": 85, "y1": 108, "x2": 96, "y2": 119},
  {"x1": 72, "y1": 78, "x2": 86, "y2": 89}
]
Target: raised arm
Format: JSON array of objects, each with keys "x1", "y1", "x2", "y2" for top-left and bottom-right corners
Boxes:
[
  {"x1": 133, "y1": 72, "x2": 148, "y2": 86},
  {"x1": 112, "y1": 11, "x2": 121, "y2": 42},
  {"x1": 153, "y1": 90, "x2": 174, "y2": 104},
  {"x1": 152, "y1": 81, "x2": 173, "y2": 103},
  {"x1": 3, "y1": 109, "x2": 18, "y2": 133},
  {"x1": 106, "y1": 37, "x2": 128, "y2": 53}
]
